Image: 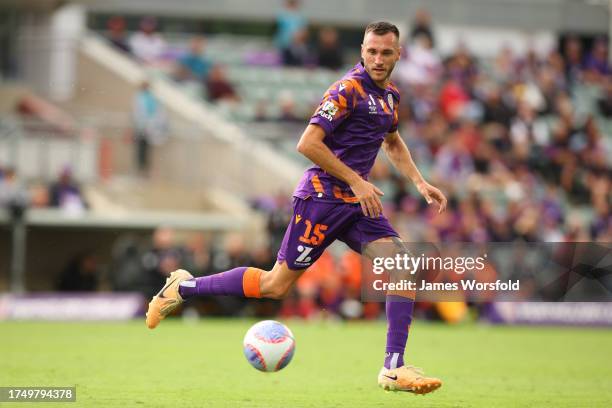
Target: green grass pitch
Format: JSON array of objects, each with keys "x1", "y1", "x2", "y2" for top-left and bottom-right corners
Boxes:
[{"x1": 2, "y1": 319, "x2": 611, "y2": 407}]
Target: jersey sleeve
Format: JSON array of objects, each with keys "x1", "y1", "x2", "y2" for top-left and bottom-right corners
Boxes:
[{"x1": 309, "y1": 79, "x2": 356, "y2": 137}]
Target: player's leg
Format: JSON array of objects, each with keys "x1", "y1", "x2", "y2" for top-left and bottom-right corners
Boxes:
[
  {"x1": 145, "y1": 261, "x2": 306, "y2": 329},
  {"x1": 364, "y1": 236, "x2": 439, "y2": 394},
  {"x1": 341, "y1": 214, "x2": 441, "y2": 394},
  {"x1": 367, "y1": 236, "x2": 415, "y2": 371},
  {"x1": 146, "y1": 197, "x2": 349, "y2": 329},
  {"x1": 178, "y1": 261, "x2": 305, "y2": 300}
]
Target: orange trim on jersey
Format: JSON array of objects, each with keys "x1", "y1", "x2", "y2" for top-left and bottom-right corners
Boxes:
[
  {"x1": 347, "y1": 78, "x2": 366, "y2": 98},
  {"x1": 379, "y1": 97, "x2": 391, "y2": 114},
  {"x1": 333, "y1": 186, "x2": 359, "y2": 203},
  {"x1": 311, "y1": 174, "x2": 325, "y2": 193},
  {"x1": 336, "y1": 79, "x2": 358, "y2": 107},
  {"x1": 243, "y1": 267, "x2": 262, "y2": 298},
  {"x1": 339, "y1": 80, "x2": 352, "y2": 94}
]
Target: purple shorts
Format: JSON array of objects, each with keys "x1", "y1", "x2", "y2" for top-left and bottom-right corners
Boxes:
[{"x1": 277, "y1": 197, "x2": 399, "y2": 270}]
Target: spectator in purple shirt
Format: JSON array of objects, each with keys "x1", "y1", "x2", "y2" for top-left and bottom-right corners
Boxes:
[
  {"x1": 583, "y1": 38, "x2": 610, "y2": 83},
  {"x1": 49, "y1": 167, "x2": 88, "y2": 211}
]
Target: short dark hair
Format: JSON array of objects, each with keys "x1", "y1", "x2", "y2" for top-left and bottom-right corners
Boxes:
[{"x1": 364, "y1": 22, "x2": 400, "y2": 40}]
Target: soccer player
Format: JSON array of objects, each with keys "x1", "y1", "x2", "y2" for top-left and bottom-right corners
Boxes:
[{"x1": 146, "y1": 21, "x2": 447, "y2": 395}]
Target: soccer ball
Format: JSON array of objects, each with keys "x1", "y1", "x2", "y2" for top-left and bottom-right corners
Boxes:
[{"x1": 243, "y1": 320, "x2": 295, "y2": 372}]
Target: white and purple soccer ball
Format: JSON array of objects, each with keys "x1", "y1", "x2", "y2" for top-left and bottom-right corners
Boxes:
[{"x1": 243, "y1": 320, "x2": 295, "y2": 372}]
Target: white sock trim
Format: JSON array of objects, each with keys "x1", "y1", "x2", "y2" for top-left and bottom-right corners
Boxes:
[
  {"x1": 179, "y1": 280, "x2": 196, "y2": 288},
  {"x1": 390, "y1": 353, "x2": 400, "y2": 369}
]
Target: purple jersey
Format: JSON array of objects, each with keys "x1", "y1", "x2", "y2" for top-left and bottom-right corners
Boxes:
[{"x1": 293, "y1": 62, "x2": 401, "y2": 203}]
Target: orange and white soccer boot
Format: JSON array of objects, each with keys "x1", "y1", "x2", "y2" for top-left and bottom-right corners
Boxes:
[
  {"x1": 146, "y1": 269, "x2": 193, "y2": 329},
  {"x1": 378, "y1": 365, "x2": 442, "y2": 394}
]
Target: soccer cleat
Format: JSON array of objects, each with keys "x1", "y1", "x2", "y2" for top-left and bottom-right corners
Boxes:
[
  {"x1": 145, "y1": 269, "x2": 194, "y2": 329},
  {"x1": 377, "y1": 365, "x2": 442, "y2": 394}
]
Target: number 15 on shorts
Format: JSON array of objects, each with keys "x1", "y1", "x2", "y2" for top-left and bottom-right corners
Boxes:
[
  {"x1": 295, "y1": 220, "x2": 328, "y2": 264},
  {"x1": 299, "y1": 220, "x2": 328, "y2": 246}
]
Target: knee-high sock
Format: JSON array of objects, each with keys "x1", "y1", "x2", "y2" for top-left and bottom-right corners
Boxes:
[
  {"x1": 384, "y1": 295, "x2": 414, "y2": 369},
  {"x1": 178, "y1": 267, "x2": 263, "y2": 299}
]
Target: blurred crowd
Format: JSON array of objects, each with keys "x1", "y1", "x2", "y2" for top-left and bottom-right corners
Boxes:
[
  {"x1": 103, "y1": 0, "x2": 344, "y2": 108},
  {"x1": 105, "y1": 0, "x2": 342, "y2": 69},
  {"x1": 0, "y1": 165, "x2": 88, "y2": 215},
  {"x1": 273, "y1": 0, "x2": 343, "y2": 69},
  {"x1": 386, "y1": 9, "x2": 610, "y2": 244},
  {"x1": 105, "y1": 15, "x2": 241, "y2": 104}
]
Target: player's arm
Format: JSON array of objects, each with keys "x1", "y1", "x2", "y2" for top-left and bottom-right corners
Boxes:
[
  {"x1": 296, "y1": 124, "x2": 384, "y2": 218},
  {"x1": 382, "y1": 130, "x2": 447, "y2": 213}
]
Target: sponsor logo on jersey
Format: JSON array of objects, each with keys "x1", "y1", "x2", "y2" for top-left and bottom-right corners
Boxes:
[
  {"x1": 368, "y1": 94, "x2": 378, "y2": 114},
  {"x1": 319, "y1": 100, "x2": 339, "y2": 121}
]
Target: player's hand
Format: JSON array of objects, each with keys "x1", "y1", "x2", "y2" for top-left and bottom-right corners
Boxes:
[
  {"x1": 350, "y1": 179, "x2": 384, "y2": 218},
  {"x1": 416, "y1": 181, "x2": 447, "y2": 213}
]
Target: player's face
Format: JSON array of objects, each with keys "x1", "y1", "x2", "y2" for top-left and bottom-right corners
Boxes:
[{"x1": 361, "y1": 32, "x2": 401, "y2": 86}]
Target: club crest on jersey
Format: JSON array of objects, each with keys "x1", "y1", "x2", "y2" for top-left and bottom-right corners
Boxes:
[
  {"x1": 387, "y1": 94, "x2": 394, "y2": 110},
  {"x1": 319, "y1": 100, "x2": 339, "y2": 121}
]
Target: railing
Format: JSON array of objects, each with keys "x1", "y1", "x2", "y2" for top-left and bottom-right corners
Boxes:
[
  {"x1": 0, "y1": 112, "x2": 306, "y2": 201},
  {"x1": 0, "y1": 116, "x2": 98, "y2": 182}
]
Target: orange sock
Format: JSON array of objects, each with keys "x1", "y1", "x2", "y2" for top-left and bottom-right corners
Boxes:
[{"x1": 242, "y1": 267, "x2": 263, "y2": 298}]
